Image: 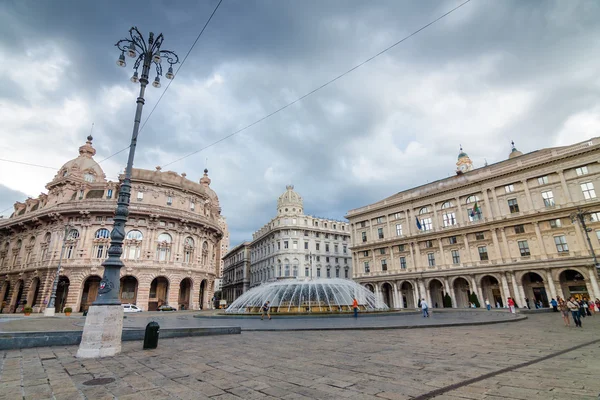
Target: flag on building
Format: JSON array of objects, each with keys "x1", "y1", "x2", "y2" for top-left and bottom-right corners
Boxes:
[
  {"x1": 415, "y1": 216, "x2": 422, "y2": 230},
  {"x1": 473, "y1": 201, "x2": 480, "y2": 215}
]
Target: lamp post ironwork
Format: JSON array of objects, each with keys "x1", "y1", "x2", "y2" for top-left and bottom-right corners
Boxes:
[
  {"x1": 94, "y1": 27, "x2": 179, "y2": 305},
  {"x1": 43, "y1": 224, "x2": 75, "y2": 316},
  {"x1": 570, "y1": 208, "x2": 600, "y2": 276}
]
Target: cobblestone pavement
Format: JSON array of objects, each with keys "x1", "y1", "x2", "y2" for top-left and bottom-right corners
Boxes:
[{"x1": 1, "y1": 313, "x2": 599, "y2": 400}]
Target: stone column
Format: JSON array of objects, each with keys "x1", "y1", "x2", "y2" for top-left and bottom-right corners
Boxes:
[
  {"x1": 588, "y1": 268, "x2": 600, "y2": 299},
  {"x1": 491, "y1": 228, "x2": 503, "y2": 263},
  {"x1": 533, "y1": 222, "x2": 547, "y2": 259},
  {"x1": 386, "y1": 217, "x2": 391, "y2": 241},
  {"x1": 394, "y1": 282, "x2": 404, "y2": 309},
  {"x1": 389, "y1": 246, "x2": 395, "y2": 270},
  {"x1": 413, "y1": 280, "x2": 420, "y2": 309},
  {"x1": 572, "y1": 223, "x2": 588, "y2": 256},
  {"x1": 518, "y1": 282, "x2": 527, "y2": 308},
  {"x1": 500, "y1": 273, "x2": 511, "y2": 307},
  {"x1": 369, "y1": 220, "x2": 374, "y2": 243},
  {"x1": 432, "y1": 203, "x2": 439, "y2": 231},
  {"x1": 522, "y1": 179, "x2": 534, "y2": 211},
  {"x1": 406, "y1": 209, "x2": 413, "y2": 236},
  {"x1": 392, "y1": 282, "x2": 400, "y2": 309},
  {"x1": 509, "y1": 272, "x2": 521, "y2": 304},
  {"x1": 490, "y1": 188, "x2": 501, "y2": 219},
  {"x1": 500, "y1": 228, "x2": 510, "y2": 261},
  {"x1": 557, "y1": 170, "x2": 573, "y2": 204},
  {"x1": 418, "y1": 279, "x2": 429, "y2": 306},
  {"x1": 438, "y1": 239, "x2": 446, "y2": 266},
  {"x1": 545, "y1": 269, "x2": 558, "y2": 300},
  {"x1": 482, "y1": 189, "x2": 493, "y2": 219},
  {"x1": 455, "y1": 196, "x2": 464, "y2": 225},
  {"x1": 471, "y1": 276, "x2": 484, "y2": 306},
  {"x1": 443, "y1": 277, "x2": 456, "y2": 308},
  {"x1": 412, "y1": 242, "x2": 421, "y2": 270},
  {"x1": 463, "y1": 235, "x2": 472, "y2": 264}
]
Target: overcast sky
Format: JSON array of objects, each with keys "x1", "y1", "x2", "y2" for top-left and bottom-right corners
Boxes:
[{"x1": 1, "y1": 0, "x2": 599, "y2": 245}]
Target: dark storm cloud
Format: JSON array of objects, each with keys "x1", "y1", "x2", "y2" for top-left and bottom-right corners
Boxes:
[{"x1": 1, "y1": 0, "x2": 600, "y2": 244}]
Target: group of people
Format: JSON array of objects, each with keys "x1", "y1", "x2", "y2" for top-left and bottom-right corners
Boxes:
[{"x1": 555, "y1": 296, "x2": 598, "y2": 328}]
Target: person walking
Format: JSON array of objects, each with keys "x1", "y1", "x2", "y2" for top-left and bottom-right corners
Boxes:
[
  {"x1": 507, "y1": 297, "x2": 515, "y2": 314},
  {"x1": 550, "y1": 298, "x2": 558, "y2": 312},
  {"x1": 577, "y1": 299, "x2": 586, "y2": 318},
  {"x1": 421, "y1": 298, "x2": 429, "y2": 318},
  {"x1": 261, "y1": 301, "x2": 271, "y2": 320},
  {"x1": 558, "y1": 298, "x2": 570, "y2": 327},
  {"x1": 590, "y1": 299, "x2": 596, "y2": 315},
  {"x1": 567, "y1": 297, "x2": 582, "y2": 327},
  {"x1": 485, "y1": 298, "x2": 491, "y2": 311},
  {"x1": 583, "y1": 298, "x2": 592, "y2": 316},
  {"x1": 352, "y1": 298, "x2": 359, "y2": 318}
]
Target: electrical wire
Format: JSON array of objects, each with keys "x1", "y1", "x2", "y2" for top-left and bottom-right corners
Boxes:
[
  {"x1": 0, "y1": 158, "x2": 57, "y2": 170},
  {"x1": 97, "y1": 0, "x2": 224, "y2": 164},
  {"x1": 160, "y1": 0, "x2": 472, "y2": 168}
]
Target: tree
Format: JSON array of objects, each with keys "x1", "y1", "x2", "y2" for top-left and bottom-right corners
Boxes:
[
  {"x1": 443, "y1": 293, "x2": 452, "y2": 308},
  {"x1": 469, "y1": 292, "x2": 481, "y2": 308}
]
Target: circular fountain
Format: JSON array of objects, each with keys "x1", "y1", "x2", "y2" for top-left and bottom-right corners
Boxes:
[{"x1": 225, "y1": 278, "x2": 389, "y2": 314}]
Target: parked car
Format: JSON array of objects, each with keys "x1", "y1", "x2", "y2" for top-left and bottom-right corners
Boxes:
[
  {"x1": 122, "y1": 304, "x2": 143, "y2": 313},
  {"x1": 157, "y1": 304, "x2": 176, "y2": 312}
]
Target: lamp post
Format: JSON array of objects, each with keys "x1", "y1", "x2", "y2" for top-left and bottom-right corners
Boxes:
[
  {"x1": 570, "y1": 208, "x2": 600, "y2": 276},
  {"x1": 77, "y1": 27, "x2": 179, "y2": 359},
  {"x1": 43, "y1": 224, "x2": 74, "y2": 317}
]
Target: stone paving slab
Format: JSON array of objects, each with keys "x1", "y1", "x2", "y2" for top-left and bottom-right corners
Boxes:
[{"x1": 0, "y1": 313, "x2": 598, "y2": 399}]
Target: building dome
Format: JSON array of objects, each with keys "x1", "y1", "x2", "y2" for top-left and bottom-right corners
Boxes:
[
  {"x1": 51, "y1": 136, "x2": 106, "y2": 185},
  {"x1": 508, "y1": 141, "x2": 523, "y2": 159},
  {"x1": 277, "y1": 185, "x2": 303, "y2": 215},
  {"x1": 456, "y1": 145, "x2": 473, "y2": 175}
]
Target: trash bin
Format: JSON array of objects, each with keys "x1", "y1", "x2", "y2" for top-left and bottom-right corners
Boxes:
[{"x1": 143, "y1": 321, "x2": 160, "y2": 350}]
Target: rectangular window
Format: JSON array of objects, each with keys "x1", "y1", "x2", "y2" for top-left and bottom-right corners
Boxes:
[
  {"x1": 394, "y1": 212, "x2": 401, "y2": 220},
  {"x1": 475, "y1": 232, "x2": 485, "y2": 240},
  {"x1": 317, "y1": 268, "x2": 321, "y2": 277},
  {"x1": 508, "y1": 198, "x2": 519, "y2": 213},
  {"x1": 277, "y1": 242, "x2": 281, "y2": 250},
  {"x1": 504, "y1": 184, "x2": 514, "y2": 193},
  {"x1": 554, "y1": 235, "x2": 569, "y2": 253},
  {"x1": 590, "y1": 213, "x2": 600, "y2": 222},
  {"x1": 335, "y1": 268, "x2": 340, "y2": 278},
  {"x1": 400, "y1": 257, "x2": 407, "y2": 269},
  {"x1": 305, "y1": 267, "x2": 309, "y2": 276},
  {"x1": 518, "y1": 240, "x2": 530, "y2": 256},
  {"x1": 478, "y1": 246, "x2": 489, "y2": 261},
  {"x1": 325, "y1": 234, "x2": 329, "y2": 239},
  {"x1": 304, "y1": 230, "x2": 309, "y2": 236},
  {"x1": 316, "y1": 243, "x2": 320, "y2": 251},
  {"x1": 190, "y1": 201, "x2": 195, "y2": 211},
  {"x1": 343, "y1": 245, "x2": 347, "y2": 254},
  {"x1": 345, "y1": 268, "x2": 349, "y2": 278},
  {"x1": 379, "y1": 248, "x2": 385, "y2": 255},
  {"x1": 316, "y1": 232, "x2": 320, "y2": 238},
  {"x1": 467, "y1": 208, "x2": 482, "y2": 222},
  {"x1": 448, "y1": 236, "x2": 457, "y2": 245},
  {"x1": 334, "y1": 244, "x2": 339, "y2": 253},
  {"x1": 443, "y1": 212, "x2": 457, "y2": 227},
  {"x1": 362, "y1": 232, "x2": 367, "y2": 242},
  {"x1": 421, "y1": 218, "x2": 433, "y2": 231},
  {"x1": 325, "y1": 244, "x2": 330, "y2": 252},
  {"x1": 549, "y1": 219, "x2": 562, "y2": 228},
  {"x1": 576, "y1": 166, "x2": 588, "y2": 176},
  {"x1": 292, "y1": 218, "x2": 297, "y2": 224},
  {"x1": 377, "y1": 227, "x2": 384, "y2": 239},
  {"x1": 542, "y1": 190, "x2": 555, "y2": 207},
  {"x1": 381, "y1": 259, "x2": 387, "y2": 271},
  {"x1": 396, "y1": 224, "x2": 402, "y2": 236},
  {"x1": 376, "y1": 217, "x2": 384, "y2": 224},
  {"x1": 305, "y1": 255, "x2": 309, "y2": 261},
  {"x1": 344, "y1": 258, "x2": 348, "y2": 265},
  {"x1": 398, "y1": 244, "x2": 405, "y2": 252},
  {"x1": 304, "y1": 242, "x2": 308, "y2": 250},
  {"x1": 79, "y1": 190, "x2": 84, "y2": 200},
  {"x1": 363, "y1": 250, "x2": 369, "y2": 257},
  {"x1": 137, "y1": 191, "x2": 144, "y2": 201},
  {"x1": 360, "y1": 221, "x2": 366, "y2": 228},
  {"x1": 538, "y1": 176, "x2": 549, "y2": 185},
  {"x1": 425, "y1": 240, "x2": 433, "y2": 248},
  {"x1": 293, "y1": 241, "x2": 298, "y2": 250},
  {"x1": 427, "y1": 253, "x2": 435, "y2": 267},
  {"x1": 451, "y1": 250, "x2": 460, "y2": 264},
  {"x1": 316, "y1": 256, "x2": 320, "y2": 261},
  {"x1": 167, "y1": 196, "x2": 173, "y2": 206},
  {"x1": 581, "y1": 182, "x2": 596, "y2": 199},
  {"x1": 106, "y1": 189, "x2": 113, "y2": 199},
  {"x1": 326, "y1": 256, "x2": 330, "y2": 262},
  {"x1": 364, "y1": 262, "x2": 370, "y2": 273},
  {"x1": 514, "y1": 224, "x2": 525, "y2": 234}
]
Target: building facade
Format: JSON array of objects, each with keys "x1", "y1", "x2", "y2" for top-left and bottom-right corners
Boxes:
[
  {"x1": 346, "y1": 138, "x2": 600, "y2": 310},
  {"x1": 217, "y1": 215, "x2": 230, "y2": 278},
  {"x1": 249, "y1": 186, "x2": 352, "y2": 288},
  {"x1": 0, "y1": 136, "x2": 224, "y2": 313},
  {"x1": 221, "y1": 242, "x2": 251, "y2": 304}
]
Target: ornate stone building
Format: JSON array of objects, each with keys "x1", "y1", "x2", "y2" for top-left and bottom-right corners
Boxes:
[
  {"x1": 0, "y1": 136, "x2": 224, "y2": 313},
  {"x1": 346, "y1": 138, "x2": 600, "y2": 309},
  {"x1": 221, "y1": 242, "x2": 251, "y2": 304},
  {"x1": 217, "y1": 215, "x2": 230, "y2": 278},
  {"x1": 248, "y1": 186, "x2": 352, "y2": 288}
]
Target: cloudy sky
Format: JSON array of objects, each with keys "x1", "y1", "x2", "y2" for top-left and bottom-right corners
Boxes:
[{"x1": 1, "y1": 0, "x2": 599, "y2": 245}]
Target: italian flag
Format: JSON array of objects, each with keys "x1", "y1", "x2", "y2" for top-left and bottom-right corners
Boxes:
[{"x1": 473, "y1": 201, "x2": 480, "y2": 214}]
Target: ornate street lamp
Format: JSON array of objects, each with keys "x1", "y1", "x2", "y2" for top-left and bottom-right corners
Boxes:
[
  {"x1": 570, "y1": 208, "x2": 600, "y2": 275},
  {"x1": 43, "y1": 224, "x2": 75, "y2": 317},
  {"x1": 77, "y1": 27, "x2": 178, "y2": 358}
]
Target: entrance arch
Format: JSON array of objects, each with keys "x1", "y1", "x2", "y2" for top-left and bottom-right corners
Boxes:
[
  {"x1": 400, "y1": 281, "x2": 415, "y2": 308},
  {"x1": 480, "y1": 275, "x2": 503, "y2": 307},
  {"x1": 179, "y1": 278, "x2": 192, "y2": 310},
  {"x1": 559, "y1": 269, "x2": 588, "y2": 300},
  {"x1": 80, "y1": 276, "x2": 101, "y2": 312},
  {"x1": 11, "y1": 280, "x2": 25, "y2": 313},
  {"x1": 148, "y1": 277, "x2": 169, "y2": 311},
  {"x1": 522, "y1": 272, "x2": 548, "y2": 308},
  {"x1": 27, "y1": 277, "x2": 41, "y2": 308},
  {"x1": 199, "y1": 279, "x2": 207, "y2": 310},
  {"x1": 364, "y1": 283, "x2": 375, "y2": 293},
  {"x1": 55, "y1": 276, "x2": 70, "y2": 313},
  {"x1": 429, "y1": 279, "x2": 444, "y2": 308},
  {"x1": 0, "y1": 281, "x2": 10, "y2": 311},
  {"x1": 453, "y1": 278, "x2": 471, "y2": 308},
  {"x1": 381, "y1": 283, "x2": 393, "y2": 308},
  {"x1": 120, "y1": 276, "x2": 138, "y2": 304}
]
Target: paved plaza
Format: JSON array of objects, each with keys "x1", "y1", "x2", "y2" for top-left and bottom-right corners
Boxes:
[{"x1": 1, "y1": 313, "x2": 599, "y2": 399}]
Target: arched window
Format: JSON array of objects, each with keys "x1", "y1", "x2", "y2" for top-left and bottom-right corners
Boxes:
[
  {"x1": 292, "y1": 259, "x2": 299, "y2": 277},
  {"x1": 15, "y1": 239, "x2": 22, "y2": 249},
  {"x1": 335, "y1": 266, "x2": 340, "y2": 278},
  {"x1": 124, "y1": 230, "x2": 143, "y2": 260},
  {"x1": 157, "y1": 233, "x2": 172, "y2": 262},
  {"x1": 95, "y1": 229, "x2": 110, "y2": 239},
  {"x1": 40, "y1": 233, "x2": 51, "y2": 261},
  {"x1": 441, "y1": 201, "x2": 453, "y2": 209},
  {"x1": 202, "y1": 242, "x2": 208, "y2": 265},
  {"x1": 418, "y1": 207, "x2": 429, "y2": 215},
  {"x1": 68, "y1": 229, "x2": 80, "y2": 240},
  {"x1": 65, "y1": 229, "x2": 79, "y2": 259},
  {"x1": 277, "y1": 260, "x2": 282, "y2": 277},
  {"x1": 126, "y1": 230, "x2": 143, "y2": 241},
  {"x1": 326, "y1": 266, "x2": 331, "y2": 278},
  {"x1": 84, "y1": 173, "x2": 95, "y2": 183},
  {"x1": 465, "y1": 195, "x2": 479, "y2": 204},
  {"x1": 284, "y1": 259, "x2": 290, "y2": 277},
  {"x1": 184, "y1": 237, "x2": 194, "y2": 263},
  {"x1": 158, "y1": 233, "x2": 172, "y2": 243}
]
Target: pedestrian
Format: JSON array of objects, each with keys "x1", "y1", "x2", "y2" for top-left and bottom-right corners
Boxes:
[
  {"x1": 352, "y1": 298, "x2": 359, "y2": 318},
  {"x1": 550, "y1": 298, "x2": 558, "y2": 312},
  {"x1": 495, "y1": 301, "x2": 500, "y2": 309},
  {"x1": 261, "y1": 301, "x2": 271, "y2": 320},
  {"x1": 525, "y1": 297, "x2": 530, "y2": 309},
  {"x1": 507, "y1": 297, "x2": 515, "y2": 314},
  {"x1": 589, "y1": 299, "x2": 595, "y2": 315},
  {"x1": 583, "y1": 298, "x2": 591, "y2": 316},
  {"x1": 421, "y1": 298, "x2": 429, "y2": 318},
  {"x1": 578, "y1": 299, "x2": 586, "y2": 318},
  {"x1": 567, "y1": 297, "x2": 582, "y2": 327},
  {"x1": 485, "y1": 298, "x2": 491, "y2": 311},
  {"x1": 558, "y1": 298, "x2": 570, "y2": 327}
]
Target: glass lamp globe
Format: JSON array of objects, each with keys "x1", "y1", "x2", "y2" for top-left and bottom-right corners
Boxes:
[
  {"x1": 165, "y1": 66, "x2": 174, "y2": 80},
  {"x1": 152, "y1": 76, "x2": 161, "y2": 88},
  {"x1": 152, "y1": 53, "x2": 161, "y2": 63},
  {"x1": 116, "y1": 53, "x2": 126, "y2": 67},
  {"x1": 127, "y1": 45, "x2": 137, "y2": 58},
  {"x1": 130, "y1": 72, "x2": 139, "y2": 83}
]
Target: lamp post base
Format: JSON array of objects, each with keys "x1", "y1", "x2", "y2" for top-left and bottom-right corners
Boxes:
[
  {"x1": 43, "y1": 308, "x2": 56, "y2": 317},
  {"x1": 76, "y1": 305, "x2": 123, "y2": 359}
]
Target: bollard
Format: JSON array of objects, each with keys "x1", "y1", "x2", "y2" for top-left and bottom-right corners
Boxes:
[{"x1": 143, "y1": 321, "x2": 160, "y2": 350}]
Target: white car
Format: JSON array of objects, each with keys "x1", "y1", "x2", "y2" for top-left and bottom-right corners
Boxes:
[{"x1": 122, "y1": 304, "x2": 143, "y2": 313}]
